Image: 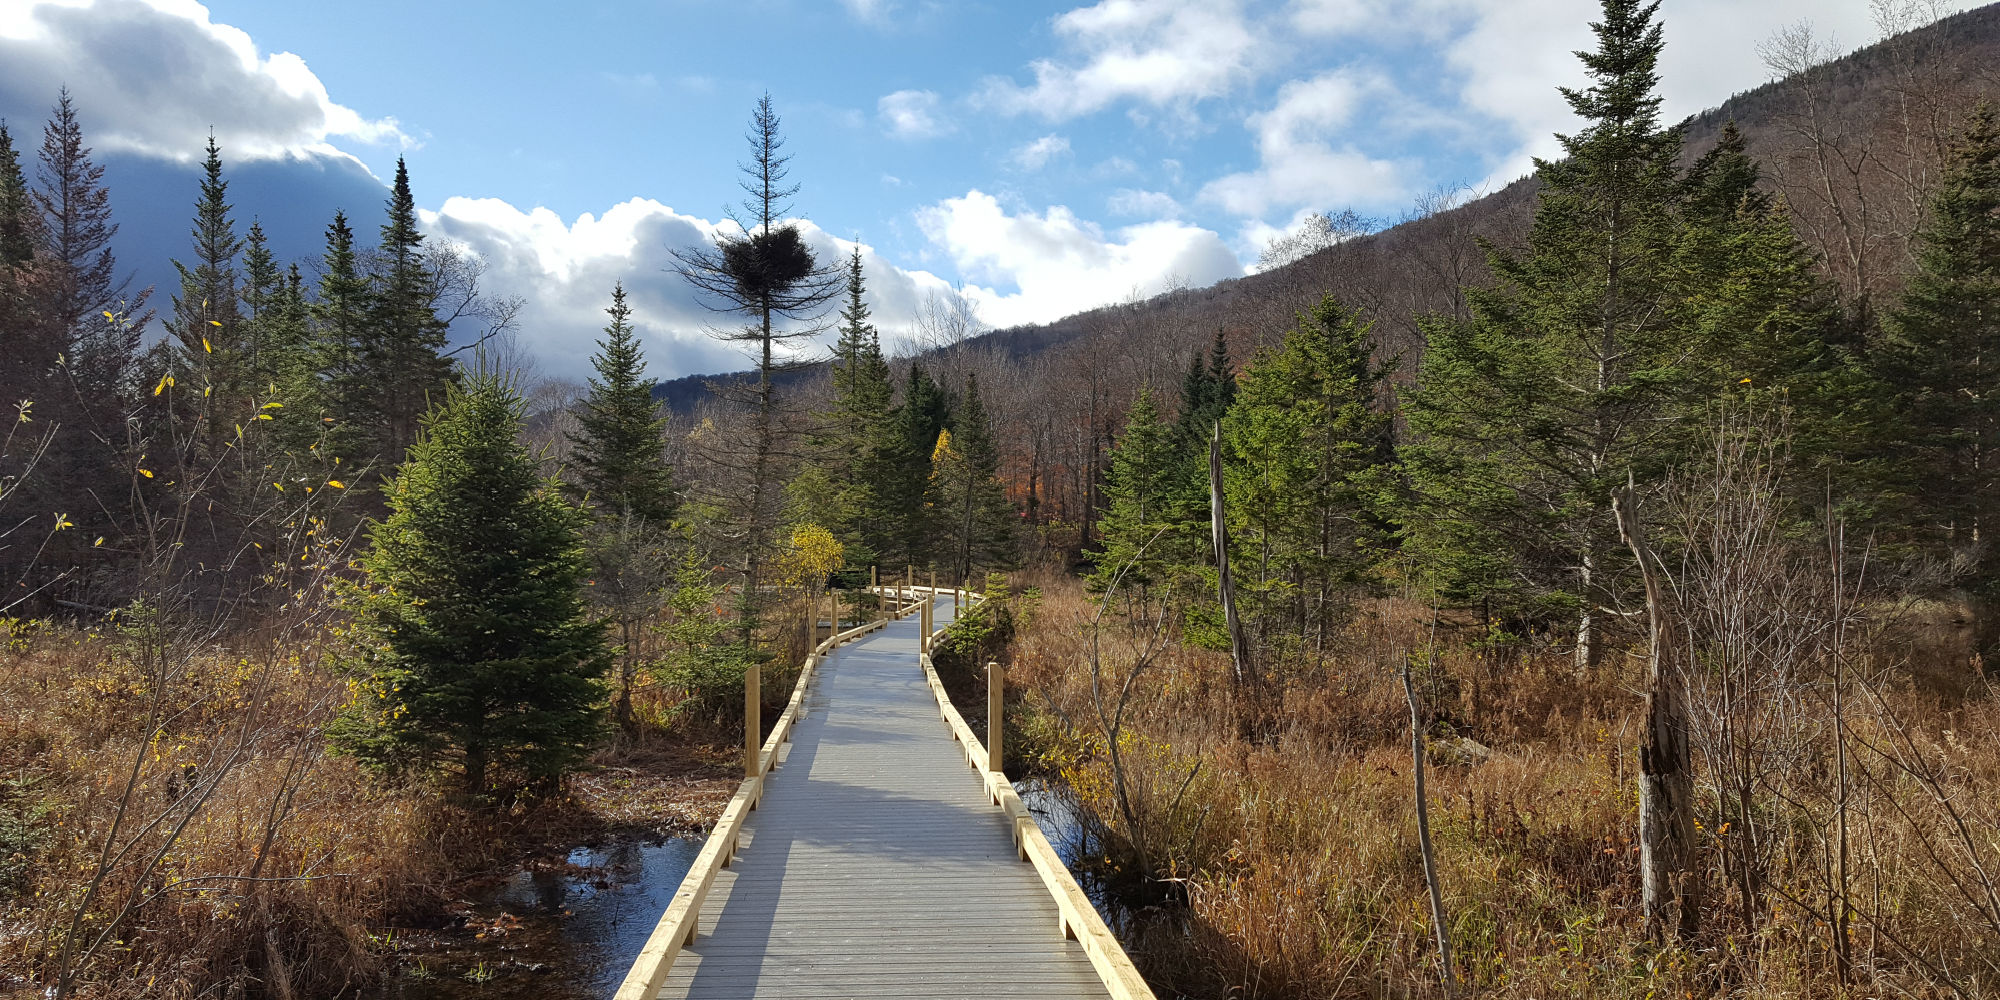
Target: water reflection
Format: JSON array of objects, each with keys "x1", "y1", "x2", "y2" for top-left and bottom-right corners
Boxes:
[{"x1": 368, "y1": 837, "x2": 700, "y2": 999}]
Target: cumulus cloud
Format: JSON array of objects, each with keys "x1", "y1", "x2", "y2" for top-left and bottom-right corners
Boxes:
[
  {"x1": 1009, "y1": 134, "x2": 1071, "y2": 171},
  {"x1": 1199, "y1": 70, "x2": 1407, "y2": 220},
  {"x1": 977, "y1": 0, "x2": 1263, "y2": 121},
  {"x1": 422, "y1": 196, "x2": 964, "y2": 381},
  {"x1": 915, "y1": 190, "x2": 1241, "y2": 329},
  {"x1": 1106, "y1": 188, "x2": 1181, "y2": 218},
  {"x1": 0, "y1": 0, "x2": 406, "y2": 165},
  {"x1": 877, "y1": 89, "x2": 951, "y2": 139}
]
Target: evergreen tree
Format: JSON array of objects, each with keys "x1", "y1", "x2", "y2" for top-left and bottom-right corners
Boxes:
[
  {"x1": 830, "y1": 246, "x2": 893, "y2": 449},
  {"x1": 879, "y1": 364, "x2": 951, "y2": 564},
  {"x1": 1091, "y1": 386, "x2": 1177, "y2": 603},
  {"x1": 804, "y1": 247, "x2": 893, "y2": 569},
  {"x1": 314, "y1": 211, "x2": 375, "y2": 465},
  {"x1": 567, "y1": 283, "x2": 675, "y2": 523},
  {"x1": 167, "y1": 134, "x2": 249, "y2": 461},
  {"x1": 1403, "y1": 0, "x2": 1696, "y2": 671},
  {"x1": 1224, "y1": 297, "x2": 1395, "y2": 653},
  {"x1": 368, "y1": 158, "x2": 455, "y2": 463},
  {"x1": 1879, "y1": 104, "x2": 2000, "y2": 592},
  {"x1": 1174, "y1": 328, "x2": 1236, "y2": 448},
  {"x1": 0, "y1": 121, "x2": 32, "y2": 268},
  {"x1": 332, "y1": 372, "x2": 609, "y2": 794},
  {"x1": 32, "y1": 88, "x2": 145, "y2": 407},
  {"x1": 930, "y1": 372, "x2": 1014, "y2": 580}
]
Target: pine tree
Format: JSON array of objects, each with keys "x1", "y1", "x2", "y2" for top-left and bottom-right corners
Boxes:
[
  {"x1": 0, "y1": 121, "x2": 33, "y2": 268},
  {"x1": 1403, "y1": 0, "x2": 1693, "y2": 672},
  {"x1": 368, "y1": 158, "x2": 455, "y2": 463},
  {"x1": 1091, "y1": 386, "x2": 1177, "y2": 603},
  {"x1": 331, "y1": 372, "x2": 609, "y2": 794},
  {"x1": 567, "y1": 283, "x2": 675, "y2": 523},
  {"x1": 314, "y1": 211, "x2": 376, "y2": 465},
  {"x1": 878, "y1": 364, "x2": 951, "y2": 565},
  {"x1": 930, "y1": 373, "x2": 1014, "y2": 580},
  {"x1": 167, "y1": 134, "x2": 248, "y2": 459},
  {"x1": 1879, "y1": 104, "x2": 2000, "y2": 592},
  {"x1": 1224, "y1": 297, "x2": 1394, "y2": 652},
  {"x1": 33, "y1": 88, "x2": 145, "y2": 407}
]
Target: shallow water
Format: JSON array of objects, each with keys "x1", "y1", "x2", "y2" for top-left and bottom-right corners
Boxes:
[{"x1": 367, "y1": 837, "x2": 700, "y2": 999}]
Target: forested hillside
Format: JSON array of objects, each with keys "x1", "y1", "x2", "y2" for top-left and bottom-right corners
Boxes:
[{"x1": 4, "y1": 1, "x2": 2000, "y2": 998}]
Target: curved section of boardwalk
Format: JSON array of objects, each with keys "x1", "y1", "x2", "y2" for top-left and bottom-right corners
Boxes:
[{"x1": 654, "y1": 597, "x2": 1111, "y2": 999}]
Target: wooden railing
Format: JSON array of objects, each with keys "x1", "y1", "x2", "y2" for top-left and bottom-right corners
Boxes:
[
  {"x1": 612, "y1": 594, "x2": 913, "y2": 1000},
  {"x1": 915, "y1": 592, "x2": 1158, "y2": 1000},
  {"x1": 614, "y1": 580, "x2": 1153, "y2": 1000}
]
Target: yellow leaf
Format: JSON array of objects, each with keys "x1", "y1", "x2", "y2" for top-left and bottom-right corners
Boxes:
[
  {"x1": 102, "y1": 311, "x2": 114, "y2": 320},
  {"x1": 272, "y1": 482, "x2": 284, "y2": 491},
  {"x1": 138, "y1": 469, "x2": 154, "y2": 478},
  {"x1": 327, "y1": 480, "x2": 346, "y2": 489},
  {"x1": 93, "y1": 537, "x2": 104, "y2": 547},
  {"x1": 208, "y1": 320, "x2": 222, "y2": 327},
  {"x1": 1738, "y1": 377, "x2": 1752, "y2": 384},
  {"x1": 202, "y1": 337, "x2": 213, "y2": 353},
  {"x1": 153, "y1": 374, "x2": 169, "y2": 396}
]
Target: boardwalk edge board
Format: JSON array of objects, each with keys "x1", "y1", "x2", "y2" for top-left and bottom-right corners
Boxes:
[
  {"x1": 612, "y1": 601, "x2": 906, "y2": 1000},
  {"x1": 918, "y1": 595, "x2": 1159, "y2": 1000}
]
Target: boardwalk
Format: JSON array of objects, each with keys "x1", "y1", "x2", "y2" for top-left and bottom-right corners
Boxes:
[{"x1": 648, "y1": 596, "x2": 1116, "y2": 999}]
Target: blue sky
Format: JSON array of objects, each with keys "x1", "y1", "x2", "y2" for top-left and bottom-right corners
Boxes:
[{"x1": 0, "y1": 0, "x2": 1974, "y2": 379}]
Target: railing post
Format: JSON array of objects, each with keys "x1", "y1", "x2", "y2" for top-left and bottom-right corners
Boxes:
[
  {"x1": 921, "y1": 594, "x2": 931, "y2": 653},
  {"x1": 745, "y1": 662, "x2": 760, "y2": 781},
  {"x1": 987, "y1": 660, "x2": 1003, "y2": 776}
]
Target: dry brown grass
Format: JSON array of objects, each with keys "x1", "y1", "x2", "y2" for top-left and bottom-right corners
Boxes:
[
  {"x1": 0, "y1": 618, "x2": 739, "y2": 999},
  {"x1": 1005, "y1": 573, "x2": 2000, "y2": 999}
]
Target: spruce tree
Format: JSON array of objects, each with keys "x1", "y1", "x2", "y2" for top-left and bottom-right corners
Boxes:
[
  {"x1": 0, "y1": 121, "x2": 32, "y2": 268},
  {"x1": 1091, "y1": 385, "x2": 1177, "y2": 603},
  {"x1": 1224, "y1": 297, "x2": 1394, "y2": 652},
  {"x1": 1879, "y1": 104, "x2": 2000, "y2": 592},
  {"x1": 33, "y1": 88, "x2": 144, "y2": 409},
  {"x1": 933, "y1": 373, "x2": 1014, "y2": 580},
  {"x1": 1403, "y1": 0, "x2": 1693, "y2": 672},
  {"x1": 167, "y1": 134, "x2": 248, "y2": 462},
  {"x1": 810, "y1": 246, "x2": 894, "y2": 568},
  {"x1": 332, "y1": 372, "x2": 609, "y2": 794},
  {"x1": 568, "y1": 283, "x2": 675, "y2": 523},
  {"x1": 314, "y1": 211, "x2": 375, "y2": 465},
  {"x1": 368, "y1": 158, "x2": 454, "y2": 463},
  {"x1": 879, "y1": 364, "x2": 951, "y2": 564}
]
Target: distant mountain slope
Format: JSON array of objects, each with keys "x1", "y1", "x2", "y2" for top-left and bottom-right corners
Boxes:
[{"x1": 657, "y1": 2, "x2": 2000, "y2": 415}]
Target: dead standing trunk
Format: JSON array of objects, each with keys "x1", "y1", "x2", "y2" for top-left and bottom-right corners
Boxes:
[
  {"x1": 1613, "y1": 482, "x2": 1699, "y2": 938},
  {"x1": 1210, "y1": 422, "x2": 1249, "y2": 688}
]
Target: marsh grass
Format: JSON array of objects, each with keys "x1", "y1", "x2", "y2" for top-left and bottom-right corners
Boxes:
[{"x1": 1005, "y1": 573, "x2": 2000, "y2": 999}]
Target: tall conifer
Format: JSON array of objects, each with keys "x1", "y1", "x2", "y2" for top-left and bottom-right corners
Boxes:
[{"x1": 568, "y1": 283, "x2": 675, "y2": 524}]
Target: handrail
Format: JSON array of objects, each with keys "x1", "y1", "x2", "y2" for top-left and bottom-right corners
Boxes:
[
  {"x1": 919, "y1": 597, "x2": 1158, "y2": 1000},
  {"x1": 612, "y1": 606, "x2": 891, "y2": 1000}
]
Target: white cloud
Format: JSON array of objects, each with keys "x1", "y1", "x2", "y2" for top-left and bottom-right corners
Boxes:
[
  {"x1": 0, "y1": 0, "x2": 407, "y2": 165},
  {"x1": 877, "y1": 88, "x2": 951, "y2": 139},
  {"x1": 977, "y1": 0, "x2": 1263, "y2": 121},
  {"x1": 1009, "y1": 134, "x2": 1071, "y2": 171},
  {"x1": 422, "y1": 196, "x2": 961, "y2": 380},
  {"x1": 1106, "y1": 188, "x2": 1181, "y2": 218},
  {"x1": 915, "y1": 190, "x2": 1240, "y2": 329},
  {"x1": 1198, "y1": 69, "x2": 1407, "y2": 219}
]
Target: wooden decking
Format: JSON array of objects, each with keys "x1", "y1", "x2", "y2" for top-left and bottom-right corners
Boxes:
[{"x1": 651, "y1": 597, "x2": 1113, "y2": 999}]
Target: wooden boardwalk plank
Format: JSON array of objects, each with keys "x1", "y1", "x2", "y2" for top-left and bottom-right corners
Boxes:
[{"x1": 655, "y1": 598, "x2": 1111, "y2": 1000}]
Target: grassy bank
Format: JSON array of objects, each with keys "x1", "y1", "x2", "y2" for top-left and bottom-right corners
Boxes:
[
  {"x1": 1002, "y1": 574, "x2": 2000, "y2": 999},
  {"x1": 0, "y1": 615, "x2": 743, "y2": 999}
]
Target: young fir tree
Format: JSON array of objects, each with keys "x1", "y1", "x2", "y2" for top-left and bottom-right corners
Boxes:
[
  {"x1": 1402, "y1": 0, "x2": 1694, "y2": 672},
  {"x1": 0, "y1": 121, "x2": 32, "y2": 268},
  {"x1": 1879, "y1": 104, "x2": 2000, "y2": 593},
  {"x1": 1090, "y1": 385, "x2": 1177, "y2": 603},
  {"x1": 167, "y1": 135, "x2": 249, "y2": 463},
  {"x1": 314, "y1": 211, "x2": 377, "y2": 466},
  {"x1": 332, "y1": 372, "x2": 608, "y2": 794},
  {"x1": 33, "y1": 89, "x2": 145, "y2": 409},
  {"x1": 802, "y1": 246, "x2": 892, "y2": 569},
  {"x1": 928, "y1": 372, "x2": 1014, "y2": 581},
  {"x1": 879, "y1": 364, "x2": 952, "y2": 565},
  {"x1": 1223, "y1": 297, "x2": 1395, "y2": 652},
  {"x1": 568, "y1": 283, "x2": 675, "y2": 524},
  {"x1": 367, "y1": 158, "x2": 455, "y2": 464}
]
